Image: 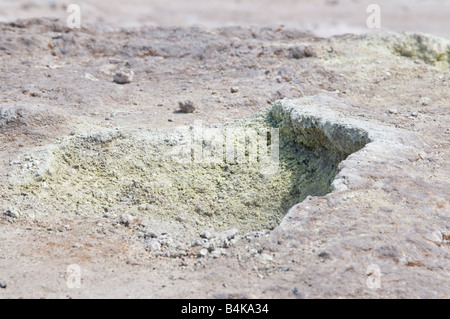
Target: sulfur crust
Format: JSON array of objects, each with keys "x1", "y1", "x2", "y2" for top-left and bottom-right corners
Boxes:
[{"x1": 18, "y1": 103, "x2": 369, "y2": 233}]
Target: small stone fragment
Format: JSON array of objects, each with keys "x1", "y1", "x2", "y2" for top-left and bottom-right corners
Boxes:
[
  {"x1": 258, "y1": 253, "x2": 273, "y2": 264},
  {"x1": 113, "y1": 68, "x2": 134, "y2": 84},
  {"x1": 191, "y1": 239, "x2": 207, "y2": 247},
  {"x1": 292, "y1": 287, "x2": 302, "y2": 297},
  {"x1": 145, "y1": 239, "x2": 161, "y2": 252},
  {"x1": 318, "y1": 251, "x2": 331, "y2": 260},
  {"x1": 419, "y1": 97, "x2": 430, "y2": 106},
  {"x1": 200, "y1": 230, "x2": 215, "y2": 239},
  {"x1": 219, "y1": 228, "x2": 238, "y2": 240},
  {"x1": 289, "y1": 45, "x2": 316, "y2": 59},
  {"x1": 118, "y1": 214, "x2": 135, "y2": 227},
  {"x1": 178, "y1": 100, "x2": 196, "y2": 113},
  {"x1": 4, "y1": 210, "x2": 19, "y2": 219},
  {"x1": 198, "y1": 248, "x2": 209, "y2": 258},
  {"x1": 209, "y1": 249, "x2": 223, "y2": 259},
  {"x1": 387, "y1": 108, "x2": 398, "y2": 115}
]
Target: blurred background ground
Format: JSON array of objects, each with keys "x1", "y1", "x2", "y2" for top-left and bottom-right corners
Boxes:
[{"x1": 0, "y1": 0, "x2": 449, "y2": 38}]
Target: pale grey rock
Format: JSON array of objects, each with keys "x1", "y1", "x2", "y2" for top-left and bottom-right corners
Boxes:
[
  {"x1": 113, "y1": 68, "x2": 134, "y2": 84},
  {"x1": 4, "y1": 210, "x2": 19, "y2": 219},
  {"x1": 200, "y1": 230, "x2": 215, "y2": 239},
  {"x1": 198, "y1": 248, "x2": 209, "y2": 258},
  {"x1": 145, "y1": 239, "x2": 161, "y2": 252},
  {"x1": 219, "y1": 228, "x2": 238, "y2": 240}
]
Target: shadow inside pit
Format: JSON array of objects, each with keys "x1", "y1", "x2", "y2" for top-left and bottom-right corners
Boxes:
[{"x1": 265, "y1": 104, "x2": 371, "y2": 225}]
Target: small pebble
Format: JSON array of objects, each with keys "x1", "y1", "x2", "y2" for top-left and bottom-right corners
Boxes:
[
  {"x1": 113, "y1": 68, "x2": 134, "y2": 84},
  {"x1": 289, "y1": 45, "x2": 317, "y2": 59},
  {"x1": 145, "y1": 240, "x2": 161, "y2": 252},
  {"x1": 220, "y1": 228, "x2": 238, "y2": 240},
  {"x1": 118, "y1": 214, "x2": 135, "y2": 227},
  {"x1": 292, "y1": 287, "x2": 302, "y2": 297},
  {"x1": 148, "y1": 232, "x2": 158, "y2": 239},
  {"x1": 318, "y1": 251, "x2": 331, "y2": 260},
  {"x1": 230, "y1": 87, "x2": 239, "y2": 93},
  {"x1": 387, "y1": 108, "x2": 398, "y2": 115},
  {"x1": 200, "y1": 230, "x2": 215, "y2": 239},
  {"x1": 0, "y1": 281, "x2": 6, "y2": 289},
  {"x1": 191, "y1": 239, "x2": 206, "y2": 247},
  {"x1": 258, "y1": 253, "x2": 273, "y2": 264},
  {"x1": 198, "y1": 248, "x2": 209, "y2": 258},
  {"x1": 419, "y1": 97, "x2": 430, "y2": 106},
  {"x1": 178, "y1": 100, "x2": 196, "y2": 113},
  {"x1": 4, "y1": 210, "x2": 19, "y2": 219},
  {"x1": 209, "y1": 250, "x2": 222, "y2": 259}
]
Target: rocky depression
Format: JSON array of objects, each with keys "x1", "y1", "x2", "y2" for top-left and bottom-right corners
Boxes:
[{"x1": 8, "y1": 100, "x2": 370, "y2": 234}]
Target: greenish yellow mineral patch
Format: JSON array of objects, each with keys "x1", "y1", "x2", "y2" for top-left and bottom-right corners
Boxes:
[
  {"x1": 390, "y1": 33, "x2": 450, "y2": 68},
  {"x1": 20, "y1": 105, "x2": 367, "y2": 233}
]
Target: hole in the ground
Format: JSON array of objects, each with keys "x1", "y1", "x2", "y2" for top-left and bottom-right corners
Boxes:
[{"x1": 19, "y1": 102, "x2": 370, "y2": 233}]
